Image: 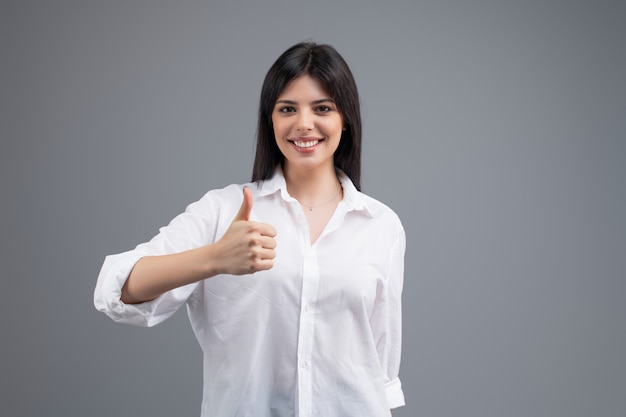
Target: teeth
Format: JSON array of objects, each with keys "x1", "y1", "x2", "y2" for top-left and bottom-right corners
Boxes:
[{"x1": 294, "y1": 140, "x2": 319, "y2": 148}]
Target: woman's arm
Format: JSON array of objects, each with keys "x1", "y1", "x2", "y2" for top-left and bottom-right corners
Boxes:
[{"x1": 121, "y1": 187, "x2": 277, "y2": 304}]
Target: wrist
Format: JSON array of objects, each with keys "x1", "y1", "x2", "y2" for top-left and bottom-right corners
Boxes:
[{"x1": 197, "y1": 243, "x2": 222, "y2": 279}]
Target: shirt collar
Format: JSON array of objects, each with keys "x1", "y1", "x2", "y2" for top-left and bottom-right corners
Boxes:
[{"x1": 256, "y1": 165, "x2": 373, "y2": 217}]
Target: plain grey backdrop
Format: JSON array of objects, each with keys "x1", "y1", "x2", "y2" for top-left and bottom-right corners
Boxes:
[{"x1": 2, "y1": 0, "x2": 625, "y2": 416}]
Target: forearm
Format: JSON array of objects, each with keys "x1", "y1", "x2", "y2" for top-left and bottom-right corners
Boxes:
[{"x1": 121, "y1": 244, "x2": 220, "y2": 304}]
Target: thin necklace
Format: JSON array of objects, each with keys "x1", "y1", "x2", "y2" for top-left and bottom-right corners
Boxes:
[{"x1": 299, "y1": 188, "x2": 343, "y2": 211}]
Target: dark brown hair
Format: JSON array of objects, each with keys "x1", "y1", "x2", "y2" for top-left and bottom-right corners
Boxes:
[{"x1": 252, "y1": 42, "x2": 362, "y2": 190}]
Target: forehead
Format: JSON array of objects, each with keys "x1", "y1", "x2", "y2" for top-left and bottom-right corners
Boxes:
[{"x1": 277, "y1": 74, "x2": 331, "y2": 100}]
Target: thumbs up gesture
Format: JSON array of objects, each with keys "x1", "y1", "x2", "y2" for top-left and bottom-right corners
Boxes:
[{"x1": 213, "y1": 187, "x2": 277, "y2": 275}]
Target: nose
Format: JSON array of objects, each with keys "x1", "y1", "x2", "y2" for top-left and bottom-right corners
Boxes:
[{"x1": 296, "y1": 109, "x2": 313, "y2": 131}]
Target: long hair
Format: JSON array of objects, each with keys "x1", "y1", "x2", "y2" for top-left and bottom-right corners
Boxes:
[{"x1": 252, "y1": 42, "x2": 362, "y2": 190}]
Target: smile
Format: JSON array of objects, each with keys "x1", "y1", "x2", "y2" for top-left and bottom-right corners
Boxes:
[{"x1": 288, "y1": 137, "x2": 324, "y2": 152}]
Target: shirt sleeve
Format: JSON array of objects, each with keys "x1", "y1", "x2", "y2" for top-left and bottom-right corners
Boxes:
[
  {"x1": 93, "y1": 189, "x2": 224, "y2": 327},
  {"x1": 93, "y1": 250, "x2": 199, "y2": 327},
  {"x1": 372, "y1": 225, "x2": 406, "y2": 409}
]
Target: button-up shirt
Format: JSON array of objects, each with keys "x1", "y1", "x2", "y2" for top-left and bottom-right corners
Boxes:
[{"x1": 94, "y1": 167, "x2": 406, "y2": 417}]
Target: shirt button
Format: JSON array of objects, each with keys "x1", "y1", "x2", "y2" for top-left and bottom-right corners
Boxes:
[{"x1": 300, "y1": 361, "x2": 308, "y2": 369}]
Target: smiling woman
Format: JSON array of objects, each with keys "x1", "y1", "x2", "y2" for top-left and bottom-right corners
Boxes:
[
  {"x1": 94, "y1": 42, "x2": 406, "y2": 417},
  {"x1": 253, "y1": 43, "x2": 362, "y2": 190}
]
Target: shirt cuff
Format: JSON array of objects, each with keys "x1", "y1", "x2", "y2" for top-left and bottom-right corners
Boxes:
[
  {"x1": 385, "y1": 377, "x2": 406, "y2": 409},
  {"x1": 94, "y1": 252, "x2": 162, "y2": 327}
]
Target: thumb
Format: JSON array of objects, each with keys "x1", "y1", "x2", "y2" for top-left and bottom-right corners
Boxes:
[{"x1": 234, "y1": 186, "x2": 253, "y2": 221}]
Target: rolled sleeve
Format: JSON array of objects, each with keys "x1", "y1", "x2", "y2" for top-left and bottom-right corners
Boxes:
[
  {"x1": 93, "y1": 250, "x2": 196, "y2": 327},
  {"x1": 385, "y1": 377, "x2": 406, "y2": 409}
]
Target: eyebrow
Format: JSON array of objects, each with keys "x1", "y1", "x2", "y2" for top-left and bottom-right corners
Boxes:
[{"x1": 275, "y1": 98, "x2": 335, "y2": 105}]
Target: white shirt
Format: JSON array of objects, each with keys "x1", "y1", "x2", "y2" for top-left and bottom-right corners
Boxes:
[{"x1": 94, "y1": 167, "x2": 406, "y2": 417}]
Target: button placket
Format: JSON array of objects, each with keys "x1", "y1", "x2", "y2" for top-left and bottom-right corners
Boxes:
[{"x1": 296, "y1": 246, "x2": 319, "y2": 417}]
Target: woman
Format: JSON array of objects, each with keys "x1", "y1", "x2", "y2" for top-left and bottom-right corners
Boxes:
[{"x1": 94, "y1": 42, "x2": 406, "y2": 417}]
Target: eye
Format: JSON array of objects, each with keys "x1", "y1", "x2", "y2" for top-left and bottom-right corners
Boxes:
[
  {"x1": 315, "y1": 105, "x2": 332, "y2": 113},
  {"x1": 278, "y1": 106, "x2": 296, "y2": 113}
]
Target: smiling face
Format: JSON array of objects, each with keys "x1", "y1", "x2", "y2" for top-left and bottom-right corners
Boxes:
[{"x1": 272, "y1": 74, "x2": 343, "y2": 176}]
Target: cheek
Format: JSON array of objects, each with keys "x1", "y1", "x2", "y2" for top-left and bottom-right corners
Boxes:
[
  {"x1": 271, "y1": 117, "x2": 287, "y2": 138},
  {"x1": 322, "y1": 116, "x2": 344, "y2": 138}
]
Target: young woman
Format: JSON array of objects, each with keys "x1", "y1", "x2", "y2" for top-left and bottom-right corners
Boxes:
[{"x1": 94, "y1": 42, "x2": 406, "y2": 417}]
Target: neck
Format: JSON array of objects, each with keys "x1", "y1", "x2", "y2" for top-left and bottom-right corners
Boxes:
[{"x1": 283, "y1": 163, "x2": 342, "y2": 205}]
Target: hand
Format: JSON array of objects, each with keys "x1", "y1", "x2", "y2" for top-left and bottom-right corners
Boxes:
[{"x1": 212, "y1": 187, "x2": 277, "y2": 275}]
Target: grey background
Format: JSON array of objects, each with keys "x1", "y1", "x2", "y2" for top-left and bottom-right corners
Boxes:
[{"x1": 2, "y1": 0, "x2": 625, "y2": 416}]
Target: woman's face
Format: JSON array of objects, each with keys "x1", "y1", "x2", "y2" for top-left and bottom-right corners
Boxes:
[{"x1": 272, "y1": 74, "x2": 343, "y2": 175}]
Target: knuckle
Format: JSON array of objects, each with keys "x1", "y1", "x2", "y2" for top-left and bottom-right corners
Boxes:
[{"x1": 247, "y1": 236, "x2": 260, "y2": 248}]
